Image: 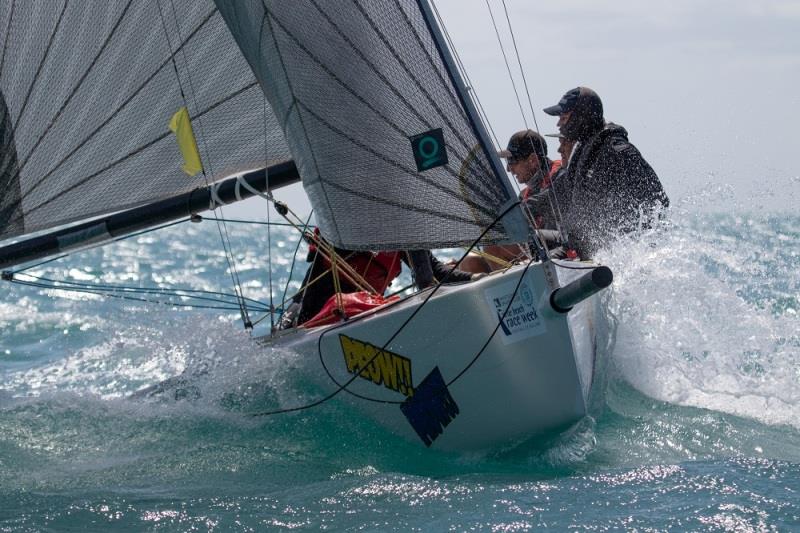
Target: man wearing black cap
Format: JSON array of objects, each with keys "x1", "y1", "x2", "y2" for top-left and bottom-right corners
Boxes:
[{"x1": 544, "y1": 87, "x2": 669, "y2": 257}]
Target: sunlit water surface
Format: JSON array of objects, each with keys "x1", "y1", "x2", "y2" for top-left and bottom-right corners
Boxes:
[{"x1": 1, "y1": 208, "x2": 798, "y2": 531}]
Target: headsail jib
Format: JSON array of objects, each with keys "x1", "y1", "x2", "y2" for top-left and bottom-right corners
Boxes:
[{"x1": 216, "y1": 0, "x2": 529, "y2": 250}]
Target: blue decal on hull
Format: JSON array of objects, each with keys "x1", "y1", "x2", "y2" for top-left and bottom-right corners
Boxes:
[{"x1": 400, "y1": 366, "x2": 459, "y2": 447}]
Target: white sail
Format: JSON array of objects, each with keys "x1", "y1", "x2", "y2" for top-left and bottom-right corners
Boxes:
[
  {"x1": 0, "y1": 0, "x2": 291, "y2": 241},
  {"x1": 216, "y1": 0, "x2": 529, "y2": 250}
]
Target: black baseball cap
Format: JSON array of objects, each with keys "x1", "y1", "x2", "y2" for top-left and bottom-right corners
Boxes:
[
  {"x1": 543, "y1": 87, "x2": 602, "y2": 117},
  {"x1": 498, "y1": 130, "x2": 547, "y2": 161}
]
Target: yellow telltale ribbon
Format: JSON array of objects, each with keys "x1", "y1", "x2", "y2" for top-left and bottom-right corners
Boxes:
[{"x1": 169, "y1": 106, "x2": 203, "y2": 176}]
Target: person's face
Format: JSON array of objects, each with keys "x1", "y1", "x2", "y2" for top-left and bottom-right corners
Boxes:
[
  {"x1": 506, "y1": 153, "x2": 540, "y2": 184},
  {"x1": 557, "y1": 138, "x2": 575, "y2": 161},
  {"x1": 557, "y1": 110, "x2": 573, "y2": 132}
]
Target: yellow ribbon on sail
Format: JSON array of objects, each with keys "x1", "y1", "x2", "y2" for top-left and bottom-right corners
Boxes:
[{"x1": 169, "y1": 106, "x2": 203, "y2": 176}]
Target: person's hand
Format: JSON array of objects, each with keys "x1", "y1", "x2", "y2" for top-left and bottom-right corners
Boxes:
[{"x1": 470, "y1": 273, "x2": 487, "y2": 281}]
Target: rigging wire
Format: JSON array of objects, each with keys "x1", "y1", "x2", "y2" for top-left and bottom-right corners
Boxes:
[
  {"x1": 275, "y1": 210, "x2": 315, "y2": 326},
  {"x1": 8, "y1": 278, "x2": 267, "y2": 313},
  {"x1": 485, "y1": 0, "x2": 528, "y2": 130},
  {"x1": 501, "y1": 0, "x2": 540, "y2": 134},
  {"x1": 2, "y1": 216, "x2": 278, "y2": 317},
  {"x1": 157, "y1": 0, "x2": 253, "y2": 329},
  {"x1": 430, "y1": 0, "x2": 501, "y2": 148},
  {"x1": 247, "y1": 201, "x2": 526, "y2": 416},
  {"x1": 499, "y1": 0, "x2": 568, "y2": 243}
]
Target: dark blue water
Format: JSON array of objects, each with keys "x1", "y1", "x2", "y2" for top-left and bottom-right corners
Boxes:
[{"x1": 1, "y1": 210, "x2": 798, "y2": 531}]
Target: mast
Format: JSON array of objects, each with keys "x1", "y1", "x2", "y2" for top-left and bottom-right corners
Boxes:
[
  {"x1": 0, "y1": 161, "x2": 300, "y2": 271},
  {"x1": 416, "y1": 0, "x2": 529, "y2": 243}
]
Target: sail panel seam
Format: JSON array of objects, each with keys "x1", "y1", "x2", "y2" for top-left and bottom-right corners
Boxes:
[
  {"x1": 352, "y1": 0, "x2": 495, "y2": 180},
  {"x1": 0, "y1": 0, "x2": 16, "y2": 83},
  {"x1": 12, "y1": 0, "x2": 69, "y2": 134},
  {"x1": 14, "y1": 0, "x2": 136, "y2": 182},
  {"x1": 261, "y1": 1, "x2": 345, "y2": 244},
  {"x1": 16, "y1": 7, "x2": 219, "y2": 205},
  {"x1": 298, "y1": 101, "x2": 499, "y2": 221},
  {"x1": 266, "y1": 3, "x2": 501, "y2": 208},
  {"x1": 13, "y1": 81, "x2": 258, "y2": 224}
]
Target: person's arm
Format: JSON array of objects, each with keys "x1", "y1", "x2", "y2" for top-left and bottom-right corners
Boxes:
[
  {"x1": 404, "y1": 250, "x2": 435, "y2": 289},
  {"x1": 430, "y1": 254, "x2": 474, "y2": 284}
]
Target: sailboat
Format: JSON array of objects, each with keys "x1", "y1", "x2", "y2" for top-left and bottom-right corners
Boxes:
[{"x1": 0, "y1": 0, "x2": 612, "y2": 451}]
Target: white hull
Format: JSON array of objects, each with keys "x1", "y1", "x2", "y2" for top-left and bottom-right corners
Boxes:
[{"x1": 262, "y1": 260, "x2": 609, "y2": 452}]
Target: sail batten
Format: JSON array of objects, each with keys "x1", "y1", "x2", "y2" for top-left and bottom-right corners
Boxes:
[{"x1": 217, "y1": 0, "x2": 528, "y2": 250}]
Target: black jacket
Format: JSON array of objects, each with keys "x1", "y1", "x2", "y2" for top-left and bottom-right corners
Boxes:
[{"x1": 561, "y1": 123, "x2": 668, "y2": 257}]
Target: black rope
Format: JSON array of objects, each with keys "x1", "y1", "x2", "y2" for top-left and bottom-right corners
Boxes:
[
  {"x1": 248, "y1": 200, "x2": 524, "y2": 416},
  {"x1": 9, "y1": 278, "x2": 267, "y2": 313},
  {"x1": 12, "y1": 274, "x2": 270, "y2": 311}
]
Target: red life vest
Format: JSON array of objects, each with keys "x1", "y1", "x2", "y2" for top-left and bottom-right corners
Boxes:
[
  {"x1": 521, "y1": 159, "x2": 562, "y2": 201},
  {"x1": 307, "y1": 228, "x2": 402, "y2": 294},
  {"x1": 522, "y1": 160, "x2": 563, "y2": 228}
]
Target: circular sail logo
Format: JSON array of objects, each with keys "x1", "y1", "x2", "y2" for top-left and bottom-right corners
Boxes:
[{"x1": 409, "y1": 128, "x2": 448, "y2": 171}]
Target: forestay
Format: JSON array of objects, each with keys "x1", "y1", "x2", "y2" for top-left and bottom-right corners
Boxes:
[
  {"x1": 0, "y1": 0, "x2": 291, "y2": 242},
  {"x1": 216, "y1": 0, "x2": 529, "y2": 250}
]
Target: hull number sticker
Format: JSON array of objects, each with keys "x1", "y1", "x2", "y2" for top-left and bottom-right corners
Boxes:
[
  {"x1": 339, "y1": 334, "x2": 414, "y2": 397},
  {"x1": 484, "y1": 278, "x2": 546, "y2": 345}
]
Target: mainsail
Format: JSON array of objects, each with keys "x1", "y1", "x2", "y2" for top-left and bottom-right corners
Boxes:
[
  {"x1": 216, "y1": 0, "x2": 529, "y2": 250},
  {"x1": 0, "y1": 0, "x2": 291, "y2": 242}
]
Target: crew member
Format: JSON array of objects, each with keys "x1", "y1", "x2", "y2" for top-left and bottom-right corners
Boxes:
[{"x1": 543, "y1": 87, "x2": 669, "y2": 257}]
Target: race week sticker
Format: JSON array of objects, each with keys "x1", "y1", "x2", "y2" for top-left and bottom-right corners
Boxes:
[{"x1": 483, "y1": 278, "x2": 546, "y2": 345}]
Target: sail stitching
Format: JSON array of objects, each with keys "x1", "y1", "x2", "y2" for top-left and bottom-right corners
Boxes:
[
  {"x1": 14, "y1": 8, "x2": 219, "y2": 206},
  {"x1": 14, "y1": 0, "x2": 136, "y2": 183},
  {"x1": 298, "y1": 101, "x2": 498, "y2": 221},
  {"x1": 0, "y1": 0, "x2": 16, "y2": 82},
  {"x1": 351, "y1": 0, "x2": 497, "y2": 183},
  {"x1": 308, "y1": 0, "x2": 489, "y2": 179},
  {"x1": 11, "y1": 0, "x2": 69, "y2": 135},
  {"x1": 261, "y1": 1, "x2": 345, "y2": 243},
  {"x1": 321, "y1": 178, "x2": 488, "y2": 230},
  {"x1": 267, "y1": 4, "x2": 500, "y2": 209},
  {"x1": 13, "y1": 82, "x2": 259, "y2": 223}
]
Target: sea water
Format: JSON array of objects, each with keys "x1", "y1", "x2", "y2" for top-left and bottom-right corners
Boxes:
[{"x1": 1, "y1": 208, "x2": 798, "y2": 531}]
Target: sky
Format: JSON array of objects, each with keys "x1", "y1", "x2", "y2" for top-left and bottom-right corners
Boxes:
[{"x1": 234, "y1": 0, "x2": 800, "y2": 219}]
